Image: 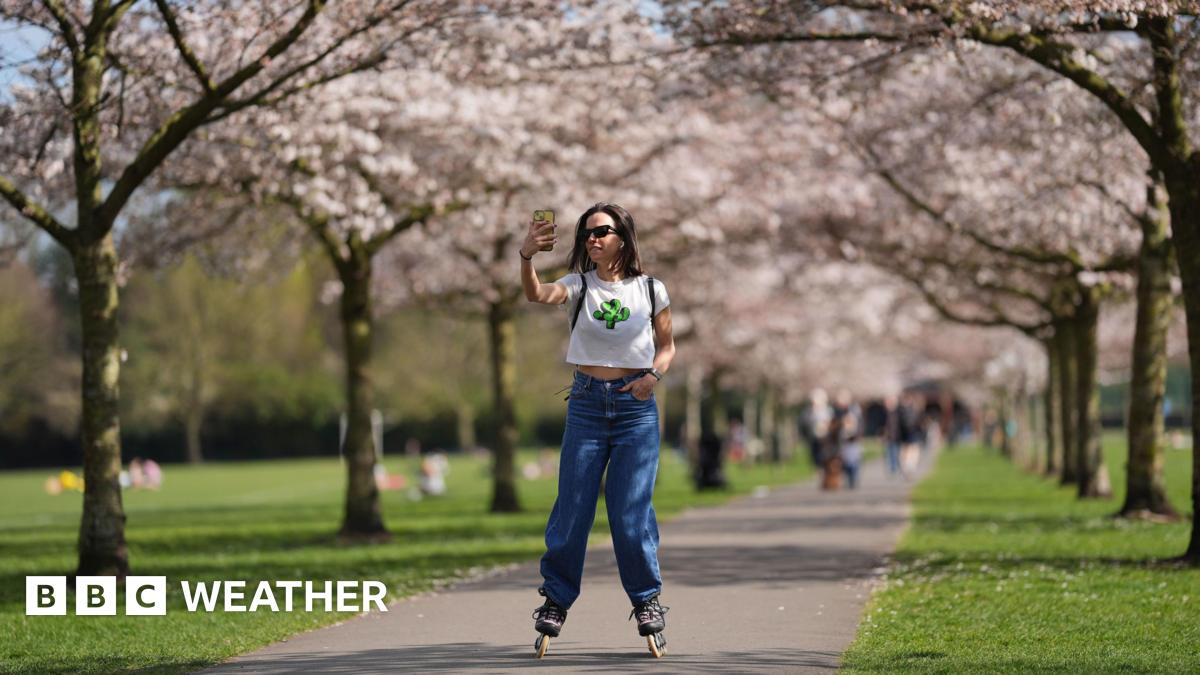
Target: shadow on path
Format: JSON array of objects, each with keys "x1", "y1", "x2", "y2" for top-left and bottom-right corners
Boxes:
[{"x1": 201, "y1": 644, "x2": 839, "y2": 673}]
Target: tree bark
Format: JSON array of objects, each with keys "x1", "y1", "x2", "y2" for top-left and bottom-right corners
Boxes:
[
  {"x1": 487, "y1": 297, "x2": 521, "y2": 513},
  {"x1": 337, "y1": 249, "x2": 388, "y2": 537},
  {"x1": 73, "y1": 234, "x2": 130, "y2": 577},
  {"x1": 1120, "y1": 182, "x2": 1178, "y2": 518},
  {"x1": 1055, "y1": 318, "x2": 1078, "y2": 485},
  {"x1": 1161, "y1": 162, "x2": 1200, "y2": 562},
  {"x1": 1074, "y1": 291, "x2": 1110, "y2": 499},
  {"x1": 1043, "y1": 339, "x2": 1061, "y2": 476}
]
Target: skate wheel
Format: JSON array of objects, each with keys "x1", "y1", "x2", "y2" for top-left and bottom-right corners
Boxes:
[
  {"x1": 535, "y1": 634, "x2": 550, "y2": 658},
  {"x1": 647, "y1": 633, "x2": 666, "y2": 658}
]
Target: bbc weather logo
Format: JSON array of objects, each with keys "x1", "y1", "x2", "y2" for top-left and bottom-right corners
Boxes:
[
  {"x1": 27, "y1": 576, "x2": 167, "y2": 615},
  {"x1": 26, "y1": 576, "x2": 389, "y2": 615}
]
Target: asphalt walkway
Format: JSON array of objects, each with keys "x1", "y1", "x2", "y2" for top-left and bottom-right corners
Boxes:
[{"x1": 202, "y1": 457, "x2": 924, "y2": 673}]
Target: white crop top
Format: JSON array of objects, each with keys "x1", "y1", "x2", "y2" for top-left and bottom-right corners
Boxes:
[{"x1": 553, "y1": 271, "x2": 670, "y2": 369}]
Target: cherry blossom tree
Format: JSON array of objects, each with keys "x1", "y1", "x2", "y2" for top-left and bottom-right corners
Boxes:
[
  {"x1": 0, "y1": 0, "x2": 537, "y2": 575},
  {"x1": 659, "y1": 0, "x2": 1200, "y2": 563}
]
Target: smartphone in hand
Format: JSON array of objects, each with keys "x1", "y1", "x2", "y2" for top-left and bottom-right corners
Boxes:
[{"x1": 533, "y1": 210, "x2": 556, "y2": 251}]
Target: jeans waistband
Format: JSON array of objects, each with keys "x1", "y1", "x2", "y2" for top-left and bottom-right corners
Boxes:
[{"x1": 573, "y1": 369, "x2": 645, "y2": 389}]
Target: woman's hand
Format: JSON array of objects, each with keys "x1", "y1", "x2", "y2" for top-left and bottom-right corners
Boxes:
[
  {"x1": 619, "y1": 374, "x2": 657, "y2": 401},
  {"x1": 521, "y1": 218, "x2": 557, "y2": 258}
]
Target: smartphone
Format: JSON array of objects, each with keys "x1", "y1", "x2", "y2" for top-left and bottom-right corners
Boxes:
[{"x1": 533, "y1": 210, "x2": 555, "y2": 251}]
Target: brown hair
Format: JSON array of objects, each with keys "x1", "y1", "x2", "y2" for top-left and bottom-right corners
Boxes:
[{"x1": 566, "y1": 202, "x2": 644, "y2": 278}]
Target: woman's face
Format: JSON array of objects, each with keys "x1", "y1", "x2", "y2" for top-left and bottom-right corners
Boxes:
[{"x1": 584, "y1": 211, "x2": 621, "y2": 266}]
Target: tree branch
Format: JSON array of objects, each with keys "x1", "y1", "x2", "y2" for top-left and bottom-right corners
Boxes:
[
  {"x1": 869, "y1": 157, "x2": 1085, "y2": 270},
  {"x1": 0, "y1": 176, "x2": 76, "y2": 249},
  {"x1": 152, "y1": 0, "x2": 216, "y2": 94},
  {"x1": 99, "y1": 0, "x2": 330, "y2": 228},
  {"x1": 962, "y1": 24, "x2": 1165, "y2": 165},
  {"x1": 39, "y1": 0, "x2": 80, "y2": 54}
]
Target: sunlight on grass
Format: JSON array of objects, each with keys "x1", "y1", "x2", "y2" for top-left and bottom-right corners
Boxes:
[
  {"x1": 1, "y1": 447, "x2": 814, "y2": 673},
  {"x1": 843, "y1": 437, "x2": 1198, "y2": 674}
]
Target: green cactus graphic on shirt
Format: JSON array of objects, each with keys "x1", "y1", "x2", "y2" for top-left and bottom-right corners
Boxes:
[{"x1": 593, "y1": 298, "x2": 631, "y2": 329}]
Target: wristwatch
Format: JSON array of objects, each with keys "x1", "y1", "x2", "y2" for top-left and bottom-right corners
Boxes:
[{"x1": 643, "y1": 368, "x2": 663, "y2": 381}]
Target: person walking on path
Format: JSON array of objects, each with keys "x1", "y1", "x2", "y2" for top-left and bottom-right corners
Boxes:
[
  {"x1": 831, "y1": 391, "x2": 864, "y2": 490},
  {"x1": 518, "y1": 202, "x2": 676, "y2": 658}
]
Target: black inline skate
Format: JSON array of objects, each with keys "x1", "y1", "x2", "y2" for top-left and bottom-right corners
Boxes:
[
  {"x1": 531, "y1": 588, "x2": 567, "y2": 658},
  {"x1": 629, "y1": 594, "x2": 669, "y2": 658}
]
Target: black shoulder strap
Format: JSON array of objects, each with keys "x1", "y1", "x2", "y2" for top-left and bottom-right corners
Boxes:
[
  {"x1": 647, "y1": 276, "x2": 656, "y2": 319},
  {"x1": 570, "y1": 273, "x2": 588, "y2": 332}
]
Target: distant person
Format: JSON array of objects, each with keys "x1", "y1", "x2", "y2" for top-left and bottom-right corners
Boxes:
[
  {"x1": 898, "y1": 393, "x2": 922, "y2": 478},
  {"x1": 801, "y1": 388, "x2": 832, "y2": 469},
  {"x1": 832, "y1": 391, "x2": 864, "y2": 490},
  {"x1": 419, "y1": 453, "x2": 448, "y2": 496},
  {"x1": 727, "y1": 417, "x2": 747, "y2": 464},
  {"x1": 882, "y1": 394, "x2": 902, "y2": 477},
  {"x1": 519, "y1": 202, "x2": 675, "y2": 657},
  {"x1": 142, "y1": 459, "x2": 163, "y2": 490},
  {"x1": 696, "y1": 431, "x2": 727, "y2": 490},
  {"x1": 128, "y1": 457, "x2": 145, "y2": 489}
]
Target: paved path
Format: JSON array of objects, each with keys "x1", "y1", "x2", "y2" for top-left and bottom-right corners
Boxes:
[{"x1": 202, "y1": 458, "x2": 924, "y2": 673}]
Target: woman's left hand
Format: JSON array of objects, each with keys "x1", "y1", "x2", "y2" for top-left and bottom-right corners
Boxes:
[{"x1": 619, "y1": 375, "x2": 657, "y2": 401}]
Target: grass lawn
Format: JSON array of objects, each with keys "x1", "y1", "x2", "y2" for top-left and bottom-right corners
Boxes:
[
  {"x1": 1, "y1": 444, "x2": 814, "y2": 673},
  {"x1": 843, "y1": 435, "x2": 1199, "y2": 674}
]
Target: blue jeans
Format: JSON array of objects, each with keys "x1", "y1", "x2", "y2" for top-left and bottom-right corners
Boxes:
[
  {"x1": 539, "y1": 370, "x2": 663, "y2": 609},
  {"x1": 885, "y1": 441, "x2": 900, "y2": 474}
]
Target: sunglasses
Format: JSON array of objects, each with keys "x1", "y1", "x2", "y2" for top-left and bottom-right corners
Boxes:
[{"x1": 582, "y1": 225, "x2": 617, "y2": 239}]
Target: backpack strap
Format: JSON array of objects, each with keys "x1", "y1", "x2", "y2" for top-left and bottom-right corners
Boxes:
[
  {"x1": 570, "y1": 273, "x2": 588, "y2": 332},
  {"x1": 647, "y1": 276, "x2": 656, "y2": 319}
]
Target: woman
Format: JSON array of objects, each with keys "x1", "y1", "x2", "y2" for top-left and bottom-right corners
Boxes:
[{"x1": 518, "y1": 202, "x2": 676, "y2": 658}]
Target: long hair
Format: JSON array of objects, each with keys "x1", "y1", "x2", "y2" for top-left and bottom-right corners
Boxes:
[{"x1": 566, "y1": 202, "x2": 644, "y2": 277}]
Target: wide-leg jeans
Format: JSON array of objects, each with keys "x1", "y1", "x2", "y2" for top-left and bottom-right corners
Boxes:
[{"x1": 538, "y1": 370, "x2": 663, "y2": 609}]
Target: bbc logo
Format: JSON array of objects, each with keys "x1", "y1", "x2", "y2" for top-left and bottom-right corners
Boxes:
[{"x1": 26, "y1": 576, "x2": 167, "y2": 616}]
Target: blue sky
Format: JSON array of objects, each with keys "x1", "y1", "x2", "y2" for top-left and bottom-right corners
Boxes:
[{"x1": 0, "y1": 19, "x2": 49, "y2": 100}]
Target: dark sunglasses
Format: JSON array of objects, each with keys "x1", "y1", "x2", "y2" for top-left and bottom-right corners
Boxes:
[{"x1": 582, "y1": 225, "x2": 617, "y2": 239}]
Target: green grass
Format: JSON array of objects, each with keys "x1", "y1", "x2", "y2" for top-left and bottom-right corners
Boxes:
[
  {"x1": 0, "y1": 446, "x2": 814, "y2": 673},
  {"x1": 843, "y1": 436, "x2": 1198, "y2": 674}
]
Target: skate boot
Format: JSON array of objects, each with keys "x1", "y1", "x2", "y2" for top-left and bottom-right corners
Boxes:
[
  {"x1": 531, "y1": 589, "x2": 567, "y2": 658},
  {"x1": 629, "y1": 594, "x2": 669, "y2": 657}
]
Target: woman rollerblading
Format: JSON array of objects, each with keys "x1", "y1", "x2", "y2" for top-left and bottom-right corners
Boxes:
[
  {"x1": 519, "y1": 203, "x2": 677, "y2": 658},
  {"x1": 630, "y1": 594, "x2": 669, "y2": 657},
  {"x1": 531, "y1": 589, "x2": 567, "y2": 658}
]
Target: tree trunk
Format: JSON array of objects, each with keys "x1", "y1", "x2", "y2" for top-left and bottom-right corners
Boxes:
[
  {"x1": 1161, "y1": 161, "x2": 1200, "y2": 562},
  {"x1": 1026, "y1": 394, "x2": 1041, "y2": 472},
  {"x1": 761, "y1": 385, "x2": 778, "y2": 463},
  {"x1": 1120, "y1": 185, "x2": 1178, "y2": 518},
  {"x1": 1055, "y1": 318, "x2": 1078, "y2": 485},
  {"x1": 184, "y1": 403, "x2": 204, "y2": 465},
  {"x1": 1074, "y1": 292, "x2": 1109, "y2": 499},
  {"x1": 997, "y1": 392, "x2": 1012, "y2": 459},
  {"x1": 456, "y1": 401, "x2": 476, "y2": 452},
  {"x1": 743, "y1": 394, "x2": 759, "y2": 441},
  {"x1": 338, "y1": 253, "x2": 388, "y2": 537},
  {"x1": 1043, "y1": 339, "x2": 1061, "y2": 476},
  {"x1": 703, "y1": 371, "x2": 727, "y2": 438},
  {"x1": 73, "y1": 234, "x2": 130, "y2": 577},
  {"x1": 684, "y1": 366, "x2": 702, "y2": 472},
  {"x1": 779, "y1": 405, "x2": 798, "y2": 462},
  {"x1": 487, "y1": 297, "x2": 521, "y2": 513}
]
